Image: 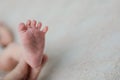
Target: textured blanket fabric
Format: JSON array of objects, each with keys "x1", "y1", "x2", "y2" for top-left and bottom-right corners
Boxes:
[{"x1": 0, "y1": 0, "x2": 120, "y2": 80}]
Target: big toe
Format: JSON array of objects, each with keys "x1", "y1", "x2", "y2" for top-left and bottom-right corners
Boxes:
[{"x1": 18, "y1": 23, "x2": 27, "y2": 32}]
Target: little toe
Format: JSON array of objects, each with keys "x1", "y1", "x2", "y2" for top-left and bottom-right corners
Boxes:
[
  {"x1": 42, "y1": 26, "x2": 48, "y2": 34},
  {"x1": 26, "y1": 20, "x2": 31, "y2": 27},
  {"x1": 37, "y1": 22, "x2": 42, "y2": 30},
  {"x1": 31, "y1": 20, "x2": 37, "y2": 28},
  {"x1": 18, "y1": 23, "x2": 27, "y2": 32}
]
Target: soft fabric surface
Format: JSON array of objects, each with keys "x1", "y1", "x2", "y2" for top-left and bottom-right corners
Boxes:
[{"x1": 0, "y1": 0, "x2": 120, "y2": 80}]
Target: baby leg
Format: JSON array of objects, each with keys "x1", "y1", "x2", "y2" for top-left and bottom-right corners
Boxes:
[
  {"x1": 0, "y1": 43, "x2": 22, "y2": 72},
  {"x1": 4, "y1": 54, "x2": 48, "y2": 80},
  {"x1": 0, "y1": 51, "x2": 18, "y2": 72}
]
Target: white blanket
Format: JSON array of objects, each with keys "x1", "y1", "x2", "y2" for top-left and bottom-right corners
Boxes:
[{"x1": 0, "y1": 0, "x2": 120, "y2": 80}]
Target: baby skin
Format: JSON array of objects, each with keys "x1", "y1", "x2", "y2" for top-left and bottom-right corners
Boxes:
[
  {"x1": 19, "y1": 20, "x2": 48, "y2": 68},
  {"x1": 0, "y1": 20, "x2": 48, "y2": 80}
]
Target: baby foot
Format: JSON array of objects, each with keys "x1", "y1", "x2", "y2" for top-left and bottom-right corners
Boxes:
[{"x1": 18, "y1": 20, "x2": 48, "y2": 68}]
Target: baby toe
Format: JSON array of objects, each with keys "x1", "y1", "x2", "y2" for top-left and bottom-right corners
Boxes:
[
  {"x1": 26, "y1": 20, "x2": 31, "y2": 28},
  {"x1": 37, "y1": 22, "x2": 42, "y2": 30},
  {"x1": 18, "y1": 23, "x2": 27, "y2": 32},
  {"x1": 42, "y1": 26, "x2": 48, "y2": 34},
  {"x1": 31, "y1": 20, "x2": 37, "y2": 28}
]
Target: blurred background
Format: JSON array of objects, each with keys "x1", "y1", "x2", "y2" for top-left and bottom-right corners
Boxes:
[{"x1": 0, "y1": 0, "x2": 120, "y2": 80}]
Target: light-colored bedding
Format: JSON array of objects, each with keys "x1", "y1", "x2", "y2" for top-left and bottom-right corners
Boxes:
[{"x1": 0, "y1": 0, "x2": 120, "y2": 80}]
